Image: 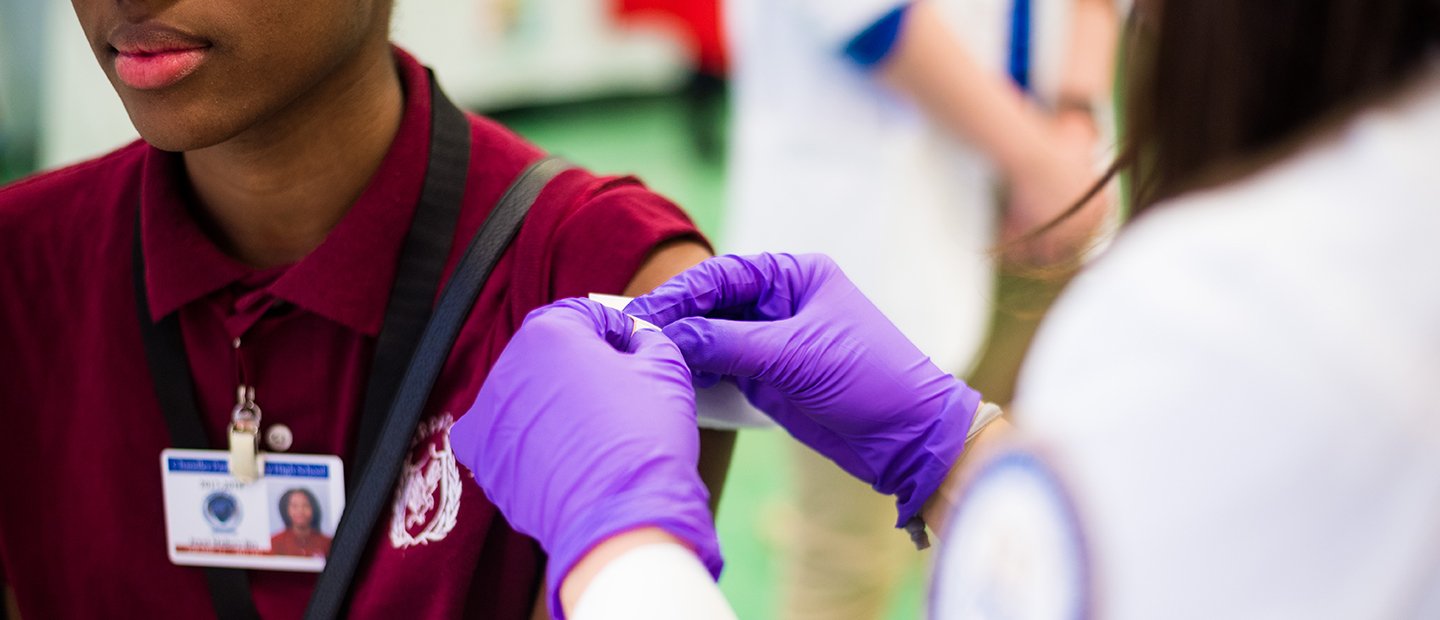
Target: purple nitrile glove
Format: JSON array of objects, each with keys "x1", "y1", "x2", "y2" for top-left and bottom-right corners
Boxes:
[
  {"x1": 625, "y1": 253, "x2": 982, "y2": 526},
  {"x1": 449, "y1": 298, "x2": 721, "y2": 618}
]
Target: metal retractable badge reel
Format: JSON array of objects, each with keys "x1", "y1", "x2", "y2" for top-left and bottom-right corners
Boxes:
[{"x1": 229, "y1": 385, "x2": 262, "y2": 483}]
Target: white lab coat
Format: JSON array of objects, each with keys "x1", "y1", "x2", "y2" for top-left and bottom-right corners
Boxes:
[
  {"x1": 937, "y1": 62, "x2": 1440, "y2": 619},
  {"x1": 571, "y1": 61, "x2": 1440, "y2": 620}
]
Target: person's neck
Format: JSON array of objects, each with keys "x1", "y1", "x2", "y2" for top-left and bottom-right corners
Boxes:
[{"x1": 183, "y1": 40, "x2": 405, "y2": 269}]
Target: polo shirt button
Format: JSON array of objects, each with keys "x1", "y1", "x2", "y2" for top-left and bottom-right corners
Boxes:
[{"x1": 265, "y1": 424, "x2": 294, "y2": 452}]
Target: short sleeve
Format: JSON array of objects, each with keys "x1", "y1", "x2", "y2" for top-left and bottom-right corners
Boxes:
[
  {"x1": 504, "y1": 170, "x2": 709, "y2": 326},
  {"x1": 784, "y1": 0, "x2": 911, "y2": 52},
  {"x1": 842, "y1": 4, "x2": 910, "y2": 68},
  {"x1": 551, "y1": 177, "x2": 709, "y2": 299}
]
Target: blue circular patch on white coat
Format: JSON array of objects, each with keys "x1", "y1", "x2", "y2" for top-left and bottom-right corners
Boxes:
[{"x1": 931, "y1": 449, "x2": 1089, "y2": 620}]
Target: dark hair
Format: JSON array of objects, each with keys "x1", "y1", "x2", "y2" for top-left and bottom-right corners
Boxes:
[
  {"x1": 278, "y1": 488, "x2": 322, "y2": 530},
  {"x1": 1032, "y1": 0, "x2": 1440, "y2": 242},
  {"x1": 1125, "y1": 0, "x2": 1440, "y2": 212}
]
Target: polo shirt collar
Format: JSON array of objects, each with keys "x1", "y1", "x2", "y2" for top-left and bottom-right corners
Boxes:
[{"x1": 140, "y1": 47, "x2": 437, "y2": 337}]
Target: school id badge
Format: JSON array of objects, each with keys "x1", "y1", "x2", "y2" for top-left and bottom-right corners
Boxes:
[{"x1": 159, "y1": 449, "x2": 346, "y2": 572}]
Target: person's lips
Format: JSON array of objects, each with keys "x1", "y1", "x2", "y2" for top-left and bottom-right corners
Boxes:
[{"x1": 108, "y1": 24, "x2": 212, "y2": 91}]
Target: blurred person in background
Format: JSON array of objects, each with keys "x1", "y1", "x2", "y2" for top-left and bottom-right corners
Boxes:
[
  {"x1": 0, "y1": 0, "x2": 734, "y2": 617},
  {"x1": 450, "y1": 0, "x2": 1440, "y2": 618},
  {"x1": 723, "y1": 0, "x2": 1118, "y2": 616}
]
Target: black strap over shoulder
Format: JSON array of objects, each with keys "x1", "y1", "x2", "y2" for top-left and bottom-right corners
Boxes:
[
  {"x1": 303, "y1": 155, "x2": 571, "y2": 620},
  {"x1": 349, "y1": 70, "x2": 472, "y2": 492}
]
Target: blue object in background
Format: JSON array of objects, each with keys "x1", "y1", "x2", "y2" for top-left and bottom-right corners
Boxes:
[
  {"x1": 1009, "y1": 0, "x2": 1033, "y2": 92},
  {"x1": 844, "y1": 4, "x2": 911, "y2": 68},
  {"x1": 845, "y1": 0, "x2": 1032, "y2": 92}
]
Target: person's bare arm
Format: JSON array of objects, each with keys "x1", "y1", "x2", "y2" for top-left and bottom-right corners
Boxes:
[
  {"x1": 1048, "y1": 0, "x2": 1121, "y2": 187},
  {"x1": 879, "y1": 0, "x2": 1117, "y2": 261},
  {"x1": 622, "y1": 239, "x2": 734, "y2": 513},
  {"x1": 1057, "y1": 0, "x2": 1120, "y2": 121},
  {"x1": 879, "y1": 0, "x2": 1118, "y2": 173},
  {"x1": 877, "y1": 1, "x2": 1057, "y2": 182}
]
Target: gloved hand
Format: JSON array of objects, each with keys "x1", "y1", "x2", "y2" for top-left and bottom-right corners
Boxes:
[
  {"x1": 450, "y1": 299, "x2": 721, "y2": 617},
  {"x1": 626, "y1": 253, "x2": 982, "y2": 526}
]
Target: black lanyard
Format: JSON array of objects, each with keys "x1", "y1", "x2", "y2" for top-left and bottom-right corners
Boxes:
[{"x1": 133, "y1": 68, "x2": 567, "y2": 620}]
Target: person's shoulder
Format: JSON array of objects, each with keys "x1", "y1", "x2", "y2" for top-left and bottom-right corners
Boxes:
[
  {"x1": 1098, "y1": 78, "x2": 1440, "y2": 318},
  {"x1": 1128, "y1": 67, "x2": 1440, "y2": 269},
  {"x1": 464, "y1": 110, "x2": 699, "y2": 243},
  {"x1": 463, "y1": 111, "x2": 631, "y2": 217},
  {"x1": 465, "y1": 113, "x2": 548, "y2": 178},
  {"x1": 465, "y1": 114, "x2": 706, "y2": 313},
  {"x1": 1017, "y1": 106, "x2": 1440, "y2": 431},
  {"x1": 0, "y1": 140, "x2": 147, "y2": 239},
  {"x1": 1014, "y1": 168, "x2": 1328, "y2": 427},
  {"x1": 539, "y1": 169, "x2": 705, "y2": 296}
]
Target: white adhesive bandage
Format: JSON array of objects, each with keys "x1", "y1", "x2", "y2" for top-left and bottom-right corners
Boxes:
[
  {"x1": 585, "y1": 293, "x2": 774, "y2": 429},
  {"x1": 587, "y1": 293, "x2": 660, "y2": 333}
]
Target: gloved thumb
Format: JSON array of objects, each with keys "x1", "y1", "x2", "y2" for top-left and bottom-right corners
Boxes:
[
  {"x1": 448, "y1": 410, "x2": 483, "y2": 475},
  {"x1": 625, "y1": 326, "x2": 683, "y2": 362},
  {"x1": 662, "y1": 316, "x2": 777, "y2": 382}
]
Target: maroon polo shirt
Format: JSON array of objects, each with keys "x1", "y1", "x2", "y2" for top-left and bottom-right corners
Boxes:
[{"x1": 0, "y1": 48, "x2": 703, "y2": 619}]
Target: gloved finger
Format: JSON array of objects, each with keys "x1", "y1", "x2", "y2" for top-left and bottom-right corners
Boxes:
[
  {"x1": 627, "y1": 329, "x2": 699, "y2": 399},
  {"x1": 625, "y1": 326, "x2": 683, "y2": 362},
  {"x1": 662, "y1": 316, "x2": 783, "y2": 382},
  {"x1": 527, "y1": 298, "x2": 637, "y2": 352},
  {"x1": 626, "y1": 253, "x2": 819, "y2": 327},
  {"x1": 449, "y1": 404, "x2": 496, "y2": 478}
]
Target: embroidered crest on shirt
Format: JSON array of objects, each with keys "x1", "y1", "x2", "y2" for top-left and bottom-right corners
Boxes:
[{"x1": 389, "y1": 413, "x2": 462, "y2": 548}]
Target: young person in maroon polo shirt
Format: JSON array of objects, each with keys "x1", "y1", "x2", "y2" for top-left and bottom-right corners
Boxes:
[{"x1": 0, "y1": 0, "x2": 732, "y2": 617}]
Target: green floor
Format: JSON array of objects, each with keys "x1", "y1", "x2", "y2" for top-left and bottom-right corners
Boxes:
[{"x1": 493, "y1": 95, "x2": 925, "y2": 619}]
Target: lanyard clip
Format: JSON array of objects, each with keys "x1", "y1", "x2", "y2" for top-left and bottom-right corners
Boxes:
[{"x1": 229, "y1": 385, "x2": 263, "y2": 483}]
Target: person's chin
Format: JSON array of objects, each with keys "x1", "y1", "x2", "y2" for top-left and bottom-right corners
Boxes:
[{"x1": 124, "y1": 104, "x2": 248, "y2": 153}]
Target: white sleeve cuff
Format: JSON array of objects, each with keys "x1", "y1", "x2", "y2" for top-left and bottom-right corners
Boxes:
[{"x1": 571, "y1": 542, "x2": 738, "y2": 620}]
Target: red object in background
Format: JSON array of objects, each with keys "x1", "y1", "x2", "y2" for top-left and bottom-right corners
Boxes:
[{"x1": 615, "y1": 0, "x2": 728, "y2": 76}]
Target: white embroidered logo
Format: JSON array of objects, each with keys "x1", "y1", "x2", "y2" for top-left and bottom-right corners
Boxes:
[{"x1": 389, "y1": 413, "x2": 462, "y2": 549}]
